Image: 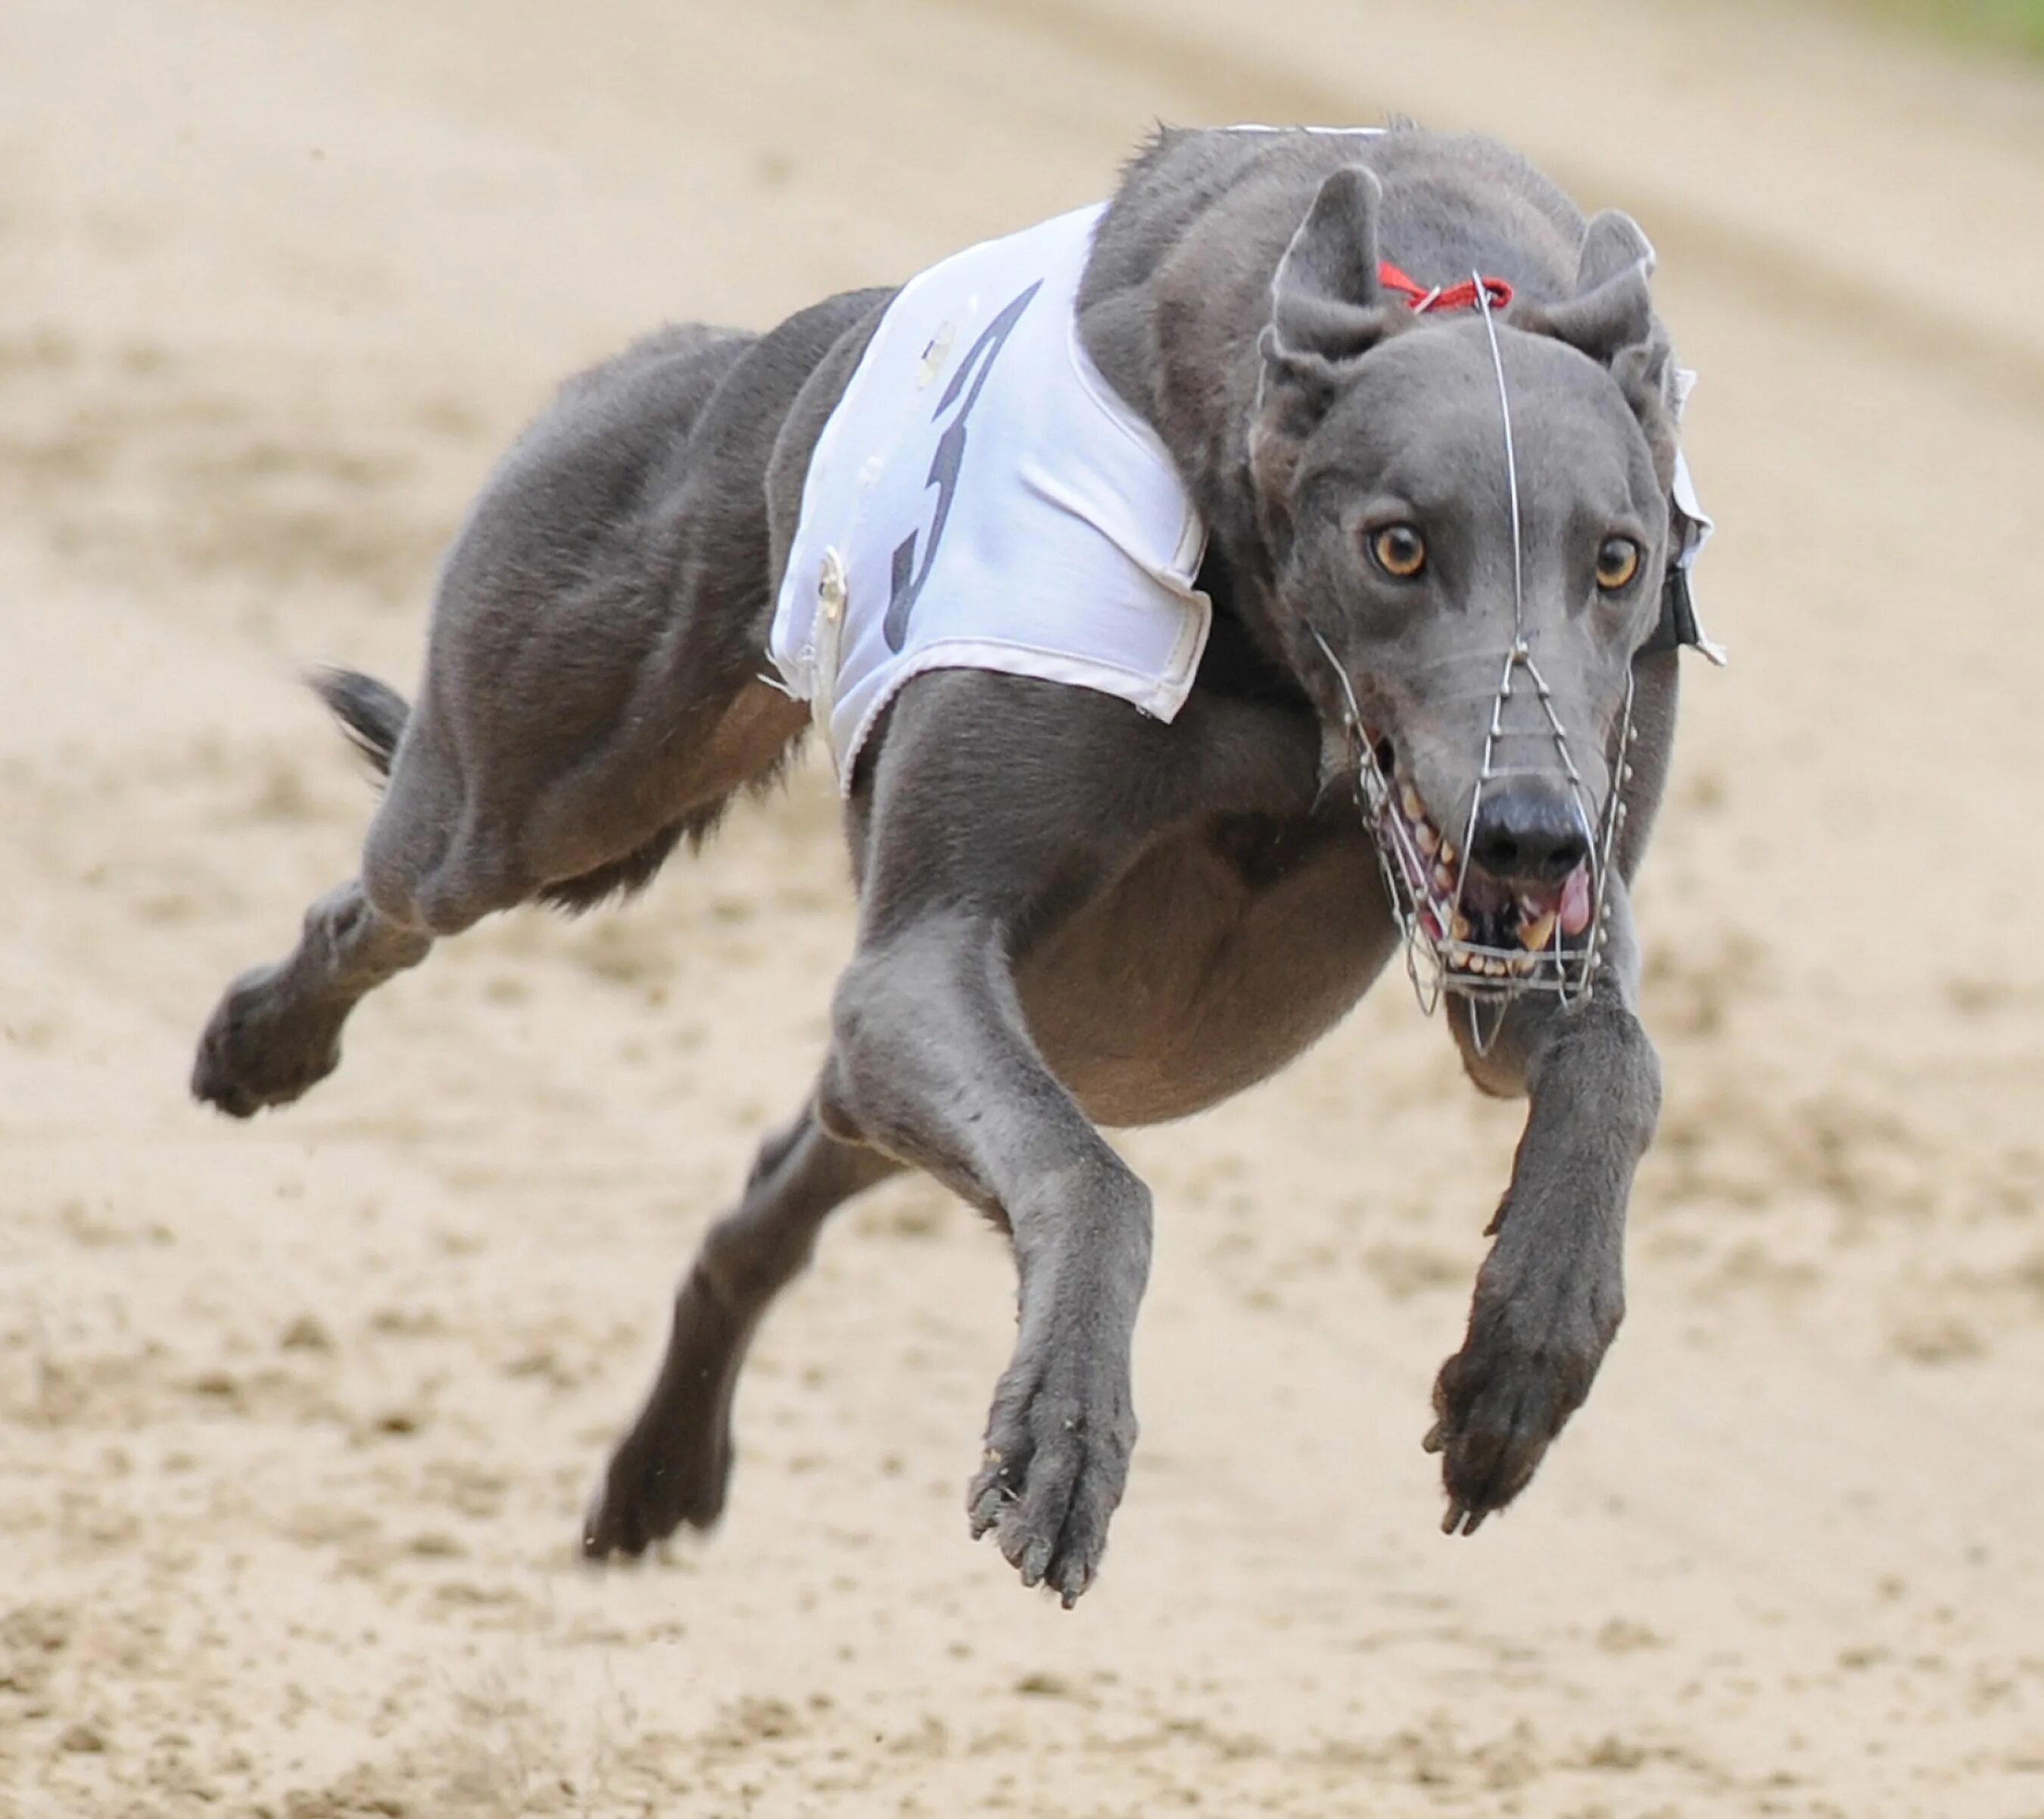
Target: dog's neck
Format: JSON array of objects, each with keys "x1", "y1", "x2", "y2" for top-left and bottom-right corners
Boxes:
[
  {"x1": 1188, "y1": 540, "x2": 1307, "y2": 705},
  {"x1": 1077, "y1": 131, "x2": 1380, "y2": 680}
]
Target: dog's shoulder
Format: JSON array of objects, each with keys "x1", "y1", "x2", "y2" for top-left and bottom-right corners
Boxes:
[{"x1": 1072, "y1": 128, "x2": 1404, "y2": 569}]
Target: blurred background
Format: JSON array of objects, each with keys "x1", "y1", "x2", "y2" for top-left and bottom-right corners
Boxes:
[{"x1": 3, "y1": 2, "x2": 2041, "y2": 1813}]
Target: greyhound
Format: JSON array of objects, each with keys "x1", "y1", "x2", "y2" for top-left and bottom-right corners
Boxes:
[{"x1": 192, "y1": 124, "x2": 1713, "y2": 1606}]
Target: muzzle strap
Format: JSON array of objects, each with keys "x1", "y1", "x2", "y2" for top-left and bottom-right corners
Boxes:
[{"x1": 1641, "y1": 403, "x2": 1726, "y2": 665}]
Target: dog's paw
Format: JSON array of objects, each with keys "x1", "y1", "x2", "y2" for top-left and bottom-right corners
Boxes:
[
  {"x1": 967, "y1": 1355, "x2": 1136, "y2": 1607},
  {"x1": 191, "y1": 963, "x2": 344, "y2": 1117},
  {"x1": 1424, "y1": 1278, "x2": 1619, "y2": 1536},
  {"x1": 581, "y1": 1416, "x2": 731, "y2": 1562}
]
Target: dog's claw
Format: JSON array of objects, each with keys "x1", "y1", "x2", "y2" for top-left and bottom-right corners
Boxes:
[
  {"x1": 1440, "y1": 1503, "x2": 1487, "y2": 1537},
  {"x1": 1438, "y1": 1497, "x2": 1488, "y2": 1537},
  {"x1": 967, "y1": 1471, "x2": 1013, "y2": 1540},
  {"x1": 1016, "y1": 1536, "x2": 1052, "y2": 1590},
  {"x1": 1422, "y1": 1421, "x2": 1444, "y2": 1455}
]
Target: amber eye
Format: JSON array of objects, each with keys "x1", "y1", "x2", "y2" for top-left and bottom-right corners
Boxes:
[
  {"x1": 1370, "y1": 524, "x2": 1427, "y2": 579},
  {"x1": 1596, "y1": 536, "x2": 1642, "y2": 590}
]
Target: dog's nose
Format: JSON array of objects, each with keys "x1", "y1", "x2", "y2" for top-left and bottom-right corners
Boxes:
[{"x1": 1469, "y1": 785, "x2": 1590, "y2": 886}]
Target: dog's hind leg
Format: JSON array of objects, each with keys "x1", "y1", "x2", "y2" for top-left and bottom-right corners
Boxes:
[
  {"x1": 191, "y1": 879, "x2": 434, "y2": 1118},
  {"x1": 582, "y1": 1100, "x2": 902, "y2": 1557},
  {"x1": 191, "y1": 311, "x2": 847, "y2": 1117},
  {"x1": 192, "y1": 646, "x2": 807, "y2": 1119},
  {"x1": 191, "y1": 673, "x2": 449, "y2": 1118}
]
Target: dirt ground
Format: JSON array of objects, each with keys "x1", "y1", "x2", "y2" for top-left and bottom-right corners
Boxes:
[{"x1": 5, "y1": 1, "x2": 2044, "y2": 1814}]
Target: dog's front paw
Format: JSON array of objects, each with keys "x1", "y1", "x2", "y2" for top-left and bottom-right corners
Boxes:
[
  {"x1": 967, "y1": 1354, "x2": 1136, "y2": 1607},
  {"x1": 191, "y1": 963, "x2": 344, "y2": 1117},
  {"x1": 581, "y1": 1409, "x2": 731, "y2": 1562},
  {"x1": 1425, "y1": 1268, "x2": 1621, "y2": 1536}
]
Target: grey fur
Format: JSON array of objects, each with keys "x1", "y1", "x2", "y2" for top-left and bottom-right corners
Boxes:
[{"x1": 192, "y1": 125, "x2": 1687, "y2": 1603}]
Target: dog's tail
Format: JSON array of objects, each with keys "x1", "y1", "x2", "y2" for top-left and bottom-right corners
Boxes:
[{"x1": 310, "y1": 667, "x2": 410, "y2": 778}]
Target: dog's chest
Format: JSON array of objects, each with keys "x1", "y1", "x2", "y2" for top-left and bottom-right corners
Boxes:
[{"x1": 1019, "y1": 814, "x2": 1394, "y2": 1126}]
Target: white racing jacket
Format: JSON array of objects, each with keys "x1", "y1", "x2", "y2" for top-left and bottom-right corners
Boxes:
[{"x1": 766, "y1": 203, "x2": 1211, "y2": 789}]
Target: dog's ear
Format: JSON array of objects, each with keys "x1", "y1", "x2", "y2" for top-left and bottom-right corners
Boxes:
[
  {"x1": 1263, "y1": 165, "x2": 1401, "y2": 375},
  {"x1": 1518, "y1": 210, "x2": 1658, "y2": 368},
  {"x1": 1519, "y1": 209, "x2": 1678, "y2": 484},
  {"x1": 1252, "y1": 167, "x2": 1404, "y2": 527}
]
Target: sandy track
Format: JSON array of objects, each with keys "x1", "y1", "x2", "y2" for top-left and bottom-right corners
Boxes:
[{"x1": 4, "y1": 1, "x2": 2042, "y2": 1813}]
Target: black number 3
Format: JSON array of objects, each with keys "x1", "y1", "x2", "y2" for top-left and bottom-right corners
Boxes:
[{"x1": 882, "y1": 279, "x2": 1042, "y2": 652}]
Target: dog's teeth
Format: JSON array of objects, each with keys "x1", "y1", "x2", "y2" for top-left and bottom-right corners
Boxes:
[
  {"x1": 1507, "y1": 952, "x2": 1536, "y2": 976},
  {"x1": 1439, "y1": 838, "x2": 1457, "y2": 867},
  {"x1": 1434, "y1": 864, "x2": 1455, "y2": 894},
  {"x1": 1520, "y1": 909, "x2": 1557, "y2": 951},
  {"x1": 1485, "y1": 956, "x2": 1509, "y2": 976},
  {"x1": 1450, "y1": 911, "x2": 1472, "y2": 942},
  {"x1": 1401, "y1": 783, "x2": 1426, "y2": 822},
  {"x1": 1414, "y1": 821, "x2": 1440, "y2": 858}
]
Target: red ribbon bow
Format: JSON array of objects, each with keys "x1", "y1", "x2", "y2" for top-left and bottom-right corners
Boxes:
[{"x1": 1377, "y1": 261, "x2": 1513, "y2": 314}]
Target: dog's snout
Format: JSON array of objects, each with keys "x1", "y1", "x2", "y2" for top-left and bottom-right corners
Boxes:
[{"x1": 1469, "y1": 785, "x2": 1589, "y2": 886}]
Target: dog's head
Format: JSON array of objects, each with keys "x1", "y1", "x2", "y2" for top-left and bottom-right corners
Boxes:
[{"x1": 1248, "y1": 165, "x2": 1678, "y2": 989}]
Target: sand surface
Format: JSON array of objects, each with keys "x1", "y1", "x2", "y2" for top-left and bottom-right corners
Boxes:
[{"x1": 5, "y1": 1, "x2": 2044, "y2": 1813}]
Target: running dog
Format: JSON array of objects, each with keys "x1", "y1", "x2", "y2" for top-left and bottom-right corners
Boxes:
[{"x1": 193, "y1": 123, "x2": 1714, "y2": 1605}]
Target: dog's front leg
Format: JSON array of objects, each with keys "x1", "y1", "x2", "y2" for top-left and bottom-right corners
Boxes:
[
  {"x1": 1428, "y1": 881, "x2": 1662, "y2": 1534},
  {"x1": 820, "y1": 671, "x2": 1314, "y2": 1603},
  {"x1": 825, "y1": 916, "x2": 1151, "y2": 1606}
]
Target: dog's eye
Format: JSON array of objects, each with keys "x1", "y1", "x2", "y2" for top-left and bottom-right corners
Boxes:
[
  {"x1": 1595, "y1": 537, "x2": 1641, "y2": 591},
  {"x1": 1370, "y1": 525, "x2": 1427, "y2": 580}
]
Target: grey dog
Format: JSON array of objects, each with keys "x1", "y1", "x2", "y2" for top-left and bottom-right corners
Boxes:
[{"x1": 193, "y1": 124, "x2": 1701, "y2": 1606}]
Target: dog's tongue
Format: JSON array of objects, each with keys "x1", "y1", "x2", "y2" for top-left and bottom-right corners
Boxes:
[
  {"x1": 1559, "y1": 864, "x2": 1593, "y2": 936},
  {"x1": 1519, "y1": 864, "x2": 1595, "y2": 939}
]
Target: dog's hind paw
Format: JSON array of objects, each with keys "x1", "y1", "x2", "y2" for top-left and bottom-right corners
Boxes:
[
  {"x1": 190, "y1": 963, "x2": 345, "y2": 1117},
  {"x1": 581, "y1": 1419, "x2": 730, "y2": 1562},
  {"x1": 967, "y1": 1357, "x2": 1136, "y2": 1607}
]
